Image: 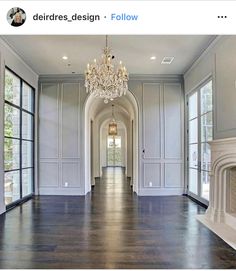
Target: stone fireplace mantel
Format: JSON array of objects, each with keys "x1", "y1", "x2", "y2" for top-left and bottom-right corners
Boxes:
[{"x1": 197, "y1": 137, "x2": 236, "y2": 250}]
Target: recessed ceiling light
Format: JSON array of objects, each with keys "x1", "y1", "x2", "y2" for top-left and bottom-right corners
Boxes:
[
  {"x1": 150, "y1": 56, "x2": 156, "y2": 60},
  {"x1": 62, "y1": 56, "x2": 68, "y2": 60},
  {"x1": 161, "y1": 56, "x2": 174, "y2": 64}
]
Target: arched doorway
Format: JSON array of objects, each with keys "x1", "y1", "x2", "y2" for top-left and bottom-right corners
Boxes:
[{"x1": 83, "y1": 91, "x2": 139, "y2": 195}]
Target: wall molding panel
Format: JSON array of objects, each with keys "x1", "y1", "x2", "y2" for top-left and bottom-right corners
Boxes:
[
  {"x1": 163, "y1": 83, "x2": 183, "y2": 160},
  {"x1": 143, "y1": 163, "x2": 161, "y2": 188},
  {"x1": 39, "y1": 82, "x2": 82, "y2": 194},
  {"x1": 164, "y1": 163, "x2": 183, "y2": 188},
  {"x1": 39, "y1": 83, "x2": 60, "y2": 159},
  {"x1": 142, "y1": 83, "x2": 162, "y2": 159},
  {"x1": 61, "y1": 83, "x2": 80, "y2": 159},
  {"x1": 39, "y1": 162, "x2": 59, "y2": 188}
]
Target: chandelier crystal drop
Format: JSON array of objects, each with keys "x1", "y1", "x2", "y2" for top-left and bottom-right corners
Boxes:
[{"x1": 85, "y1": 36, "x2": 129, "y2": 103}]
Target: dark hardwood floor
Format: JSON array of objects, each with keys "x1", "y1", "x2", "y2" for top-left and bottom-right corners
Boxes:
[{"x1": 0, "y1": 167, "x2": 236, "y2": 269}]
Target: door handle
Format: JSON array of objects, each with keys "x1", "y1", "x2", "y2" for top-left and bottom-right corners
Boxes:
[
  {"x1": 194, "y1": 162, "x2": 201, "y2": 172},
  {"x1": 198, "y1": 161, "x2": 201, "y2": 172},
  {"x1": 142, "y1": 149, "x2": 145, "y2": 158}
]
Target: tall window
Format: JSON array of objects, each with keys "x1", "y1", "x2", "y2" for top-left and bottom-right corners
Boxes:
[
  {"x1": 4, "y1": 68, "x2": 35, "y2": 206},
  {"x1": 188, "y1": 79, "x2": 213, "y2": 203}
]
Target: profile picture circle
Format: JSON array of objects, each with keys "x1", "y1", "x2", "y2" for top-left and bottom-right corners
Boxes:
[{"x1": 7, "y1": 7, "x2": 26, "y2": 27}]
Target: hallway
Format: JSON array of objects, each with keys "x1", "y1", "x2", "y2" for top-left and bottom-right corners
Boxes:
[{"x1": 0, "y1": 167, "x2": 235, "y2": 268}]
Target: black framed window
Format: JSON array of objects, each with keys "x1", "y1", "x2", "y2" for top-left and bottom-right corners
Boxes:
[{"x1": 4, "y1": 68, "x2": 35, "y2": 207}]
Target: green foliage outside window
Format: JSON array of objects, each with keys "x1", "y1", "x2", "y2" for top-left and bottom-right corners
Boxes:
[{"x1": 4, "y1": 74, "x2": 14, "y2": 170}]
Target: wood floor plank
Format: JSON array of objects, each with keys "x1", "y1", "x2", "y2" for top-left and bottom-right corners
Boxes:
[{"x1": 0, "y1": 167, "x2": 235, "y2": 268}]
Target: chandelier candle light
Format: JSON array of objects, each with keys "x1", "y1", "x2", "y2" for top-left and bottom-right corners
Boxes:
[
  {"x1": 85, "y1": 36, "x2": 129, "y2": 103},
  {"x1": 108, "y1": 104, "x2": 117, "y2": 136}
]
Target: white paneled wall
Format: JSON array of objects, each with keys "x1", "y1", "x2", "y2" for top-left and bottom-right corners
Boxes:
[
  {"x1": 39, "y1": 82, "x2": 82, "y2": 195},
  {"x1": 141, "y1": 82, "x2": 184, "y2": 195},
  {"x1": 38, "y1": 75, "x2": 184, "y2": 196}
]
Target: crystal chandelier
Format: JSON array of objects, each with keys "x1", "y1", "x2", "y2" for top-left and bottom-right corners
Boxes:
[
  {"x1": 108, "y1": 104, "x2": 117, "y2": 136},
  {"x1": 85, "y1": 35, "x2": 129, "y2": 104}
]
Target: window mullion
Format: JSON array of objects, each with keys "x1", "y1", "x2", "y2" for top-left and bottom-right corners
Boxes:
[
  {"x1": 198, "y1": 87, "x2": 202, "y2": 198},
  {"x1": 20, "y1": 78, "x2": 23, "y2": 199}
]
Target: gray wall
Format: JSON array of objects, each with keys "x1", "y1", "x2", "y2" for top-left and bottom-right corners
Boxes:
[
  {"x1": 39, "y1": 75, "x2": 184, "y2": 196},
  {"x1": 184, "y1": 36, "x2": 236, "y2": 139}
]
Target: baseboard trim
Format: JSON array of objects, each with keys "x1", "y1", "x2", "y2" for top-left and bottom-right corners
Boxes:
[
  {"x1": 6, "y1": 194, "x2": 33, "y2": 212},
  {"x1": 0, "y1": 206, "x2": 6, "y2": 215},
  {"x1": 39, "y1": 188, "x2": 84, "y2": 195},
  {"x1": 138, "y1": 188, "x2": 184, "y2": 196},
  {"x1": 186, "y1": 194, "x2": 208, "y2": 209}
]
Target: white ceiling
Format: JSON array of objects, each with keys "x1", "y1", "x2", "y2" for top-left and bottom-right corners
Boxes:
[{"x1": 2, "y1": 35, "x2": 216, "y2": 75}]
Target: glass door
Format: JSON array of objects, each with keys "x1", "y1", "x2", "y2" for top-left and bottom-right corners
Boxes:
[
  {"x1": 188, "y1": 80, "x2": 213, "y2": 203},
  {"x1": 107, "y1": 136, "x2": 122, "y2": 166},
  {"x1": 188, "y1": 91, "x2": 198, "y2": 196}
]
